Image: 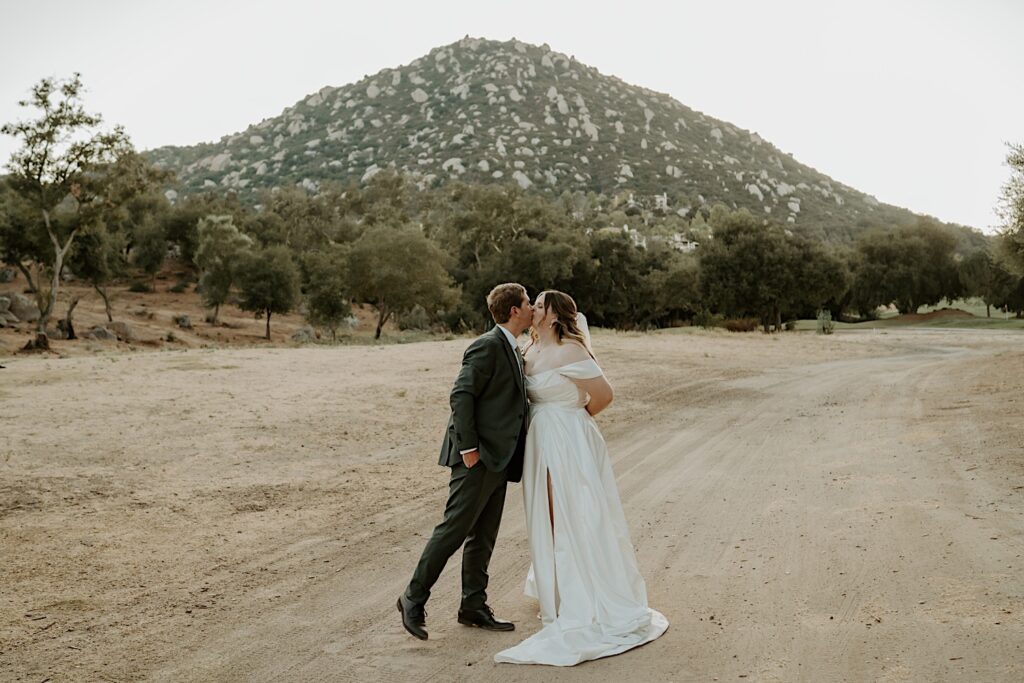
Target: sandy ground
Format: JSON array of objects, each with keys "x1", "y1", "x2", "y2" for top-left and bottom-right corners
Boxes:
[{"x1": 1, "y1": 327, "x2": 1022, "y2": 682}]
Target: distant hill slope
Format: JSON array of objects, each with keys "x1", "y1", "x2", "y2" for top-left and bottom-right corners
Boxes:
[{"x1": 147, "y1": 36, "x2": 963, "y2": 244}]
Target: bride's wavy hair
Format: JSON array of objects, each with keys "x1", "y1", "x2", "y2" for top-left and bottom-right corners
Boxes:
[{"x1": 530, "y1": 290, "x2": 593, "y2": 357}]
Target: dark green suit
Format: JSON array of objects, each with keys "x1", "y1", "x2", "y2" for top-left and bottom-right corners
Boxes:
[{"x1": 405, "y1": 325, "x2": 528, "y2": 610}]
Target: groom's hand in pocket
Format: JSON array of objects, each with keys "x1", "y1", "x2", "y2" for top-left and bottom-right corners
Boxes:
[{"x1": 462, "y1": 449, "x2": 480, "y2": 468}]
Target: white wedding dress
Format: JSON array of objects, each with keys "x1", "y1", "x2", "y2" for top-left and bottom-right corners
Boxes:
[{"x1": 494, "y1": 358, "x2": 669, "y2": 666}]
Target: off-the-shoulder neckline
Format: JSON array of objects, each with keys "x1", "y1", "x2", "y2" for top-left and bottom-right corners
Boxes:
[{"x1": 524, "y1": 358, "x2": 598, "y2": 378}]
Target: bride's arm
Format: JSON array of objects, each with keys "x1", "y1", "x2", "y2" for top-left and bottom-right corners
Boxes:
[
  {"x1": 576, "y1": 375, "x2": 613, "y2": 416},
  {"x1": 558, "y1": 341, "x2": 613, "y2": 415}
]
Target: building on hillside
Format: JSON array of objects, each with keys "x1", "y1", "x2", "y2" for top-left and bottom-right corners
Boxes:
[
  {"x1": 596, "y1": 224, "x2": 647, "y2": 249},
  {"x1": 668, "y1": 233, "x2": 699, "y2": 253}
]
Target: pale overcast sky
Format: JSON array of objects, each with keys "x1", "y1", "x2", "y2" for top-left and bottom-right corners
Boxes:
[{"x1": 1, "y1": 0, "x2": 1021, "y2": 232}]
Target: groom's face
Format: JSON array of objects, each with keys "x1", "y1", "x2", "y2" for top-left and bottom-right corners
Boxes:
[{"x1": 511, "y1": 293, "x2": 533, "y2": 329}]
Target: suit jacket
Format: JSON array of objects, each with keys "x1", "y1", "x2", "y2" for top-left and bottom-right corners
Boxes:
[{"x1": 438, "y1": 325, "x2": 528, "y2": 482}]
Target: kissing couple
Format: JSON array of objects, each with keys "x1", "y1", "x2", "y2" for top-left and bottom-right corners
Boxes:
[{"x1": 397, "y1": 283, "x2": 669, "y2": 666}]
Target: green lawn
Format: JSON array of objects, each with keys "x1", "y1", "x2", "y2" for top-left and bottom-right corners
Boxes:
[
  {"x1": 792, "y1": 318, "x2": 1024, "y2": 331},
  {"x1": 917, "y1": 297, "x2": 1007, "y2": 318},
  {"x1": 791, "y1": 298, "x2": 1024, "y2": 332}
]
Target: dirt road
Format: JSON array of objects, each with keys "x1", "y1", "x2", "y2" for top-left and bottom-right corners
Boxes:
[{"x1": 2, "y1": 329, "x2": 1022, "y2": 681}]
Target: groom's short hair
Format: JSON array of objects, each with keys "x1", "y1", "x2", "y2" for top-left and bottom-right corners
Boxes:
[{"x1": 487, "y1": 283, "x2": 527, "y2": 323}]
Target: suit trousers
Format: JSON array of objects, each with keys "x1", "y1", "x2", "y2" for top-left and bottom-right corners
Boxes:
[{"x1": 405, "y1": 461, "x2": 508, "y2": 610}]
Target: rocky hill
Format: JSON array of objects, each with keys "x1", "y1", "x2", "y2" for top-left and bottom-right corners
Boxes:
[{"x1": 148, "y1": 36, "x2": 930, "y2": 243}]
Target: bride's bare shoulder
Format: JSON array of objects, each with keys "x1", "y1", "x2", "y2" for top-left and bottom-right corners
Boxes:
[{"x1": 556, "y1": 339, "x2": 591, "y2": 363}]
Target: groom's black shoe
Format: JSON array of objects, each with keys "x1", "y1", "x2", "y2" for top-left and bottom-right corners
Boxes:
[
  {"x1": 457, "y1": 604, "x2": 515, "y2": 631},
  {"x1": 397, "y1": 595, "x2": 428, "y2": 640}
]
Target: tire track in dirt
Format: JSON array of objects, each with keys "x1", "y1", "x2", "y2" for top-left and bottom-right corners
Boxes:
[{"x1": 5, "y1": 330, "x2": 1021, "y2": 682}]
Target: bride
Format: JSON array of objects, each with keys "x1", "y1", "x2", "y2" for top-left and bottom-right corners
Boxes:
[{"x1": 494, "y1": 290, "x2": 669, "y2": 666}]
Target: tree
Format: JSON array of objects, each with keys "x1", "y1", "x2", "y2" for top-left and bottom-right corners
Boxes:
[
  {"x1": 996, "y1": 143, "x2": 1024, "y2": 276},
  {"x1": 61, "y1": 150, "x2": 169, "y2": 316},
  {"x1": 959, "y1": 248, "x2": 1016, "y2": 317},
  {"x1": 1, "y1": 73, "x2": 133, "y2": 348},
  {"x1": 787, "y1": 238, "x2": 850, "y2": 322},
  {"x1": 0, "y1": 178, "x2": 48, "y2": 291},
  {"x1": 850, "y1": 219, "x2": 961, "y2": 315},
  {"x1": 429, "y1": 183, "x2": 583, "y2": 328},
  {"x1": 194, "y1": 214, "x2": 252, "y2": 324},
  {"x1": 698, "y1": 208, "x2": 848, "y2": 331},
  {"x1": 699, "y1": 209, "x2": 796, "y2": 331},
  {"x1": 67, "y1": 225, "x2": 126, "y2": 321},
  {"x1": 94, "y1": 151, "x2": 172, "y2": 257},
  {"x1": 994, "y1": 274, "x2": 1024, "y2": 318},
  {"x1": 349, "y1": 224, "x2": 454, "y2": 339},
  {"x1": 302, "y1": 243, "x2": 350, "y2": 340},
  {"x1": 572, "y1": 231, "x2": 651, "y2": 328},
  {"x1": 235, "y1": 245, "x2": 300, "y2": 340},
  {"x1": 248, "y1": 185, "x2": 358, "y2": 251},
  {"x1": 131, "y1": 217, "x2": 167, "y2": 290},
  {"x1": 641, "y1": 251, "x2": 701, "y2": 326},
  {"x1": 162, "y1": 191, "x2": 248, "y2": 264}
]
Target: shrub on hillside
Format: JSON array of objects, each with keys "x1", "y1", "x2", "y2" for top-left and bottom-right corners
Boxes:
[
  {"x1": 817, "y1": 309, "x2": 835, "y2": 335},
  {"x1": 724, "y1": 318, "x2": 759, "y2": 332},
  {"x1": 399, "y1": 304, "x2": 432, "y2": 331}
]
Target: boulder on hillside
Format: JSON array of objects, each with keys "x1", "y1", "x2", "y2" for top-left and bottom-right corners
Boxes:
[
  {"x1": 0, "y1": 268, "x2": 14, "y2": 283},
  {"x1": 291, "y1": 325, "x2": 317, "y2": 343},
  {"x1": 0, "y1": 297, "x2": 18, "y2": 325},
  {"x1": 8, "y1": 294, "x2": 40, "y2": 322},
  {"x1": 86, "y1": 326, "x2": 116, "y2": 340},
  {"x1": 107, "y1": 321, "x2": 134, "y2": 341},
  {"x1": 173, "y1": 314, "x2": 193, "y2": 329}
]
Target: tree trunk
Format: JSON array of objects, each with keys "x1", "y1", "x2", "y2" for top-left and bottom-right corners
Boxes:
[
  {"x1": 16, "y1": 262, "x2": 37, "y2": 293},
  {"x1": 38, "y1": 209, "x2": 78, "y2": 335},
  {"x1": 31, "y1": 267, "x2": 52, "y2": 332},
  {"x1": 39, "y1": 264, "x2": 60, "y2": 335},
  {"x1": 21, "y1": 333, "x2": 50, "y2": 352},
  {"x1": 94, "y1": 284, "x2": 114, "y2": 322},
  {"x1": 986, "y1": 303, "x2": 991, "y2": 318},
  {"x1": 265, "y1": 309, "x2": 272, "y2": 340},
  {"x1": 898, "y1": 299, "x2": 917, "y2": 315},
  {"x1": 375, "y1": 306, "x2": 391, "y2": 340},
  {"x1": 61, "y1": 297, "x2": 80, "y2": 340}
]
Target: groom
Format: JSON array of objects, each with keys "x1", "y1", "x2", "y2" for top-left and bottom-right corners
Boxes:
[{"x1": 398, "y1": 283, "x2": 533, "y2": 640}]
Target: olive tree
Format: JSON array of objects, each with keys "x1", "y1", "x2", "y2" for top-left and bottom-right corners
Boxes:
[
  {"x1": 348, "y1": 224, "x2": 454, "y2": 339},
  {"x1": 235, "y1": 245, "x2": 300, "y2": 340},
  {"x1": 194, "y1": 214, "x2": 252, "y2": 324},
  {"x1": 996, "y1": 143, "x2": 1024, "y2": 275},
  {"x1": 1, "y1": 73, "x2": 133, "y2": 348}
]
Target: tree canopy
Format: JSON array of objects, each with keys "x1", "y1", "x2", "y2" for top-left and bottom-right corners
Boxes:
[
  {"x1": 348, "y1": 223, "x2": 455, "y2": 338},
  {"x1": 235, "y1": 245, "x2": 300, "y2": 340},
  {"x1": 1, "y1": 74, "x2": 144, "y2": 346}
]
